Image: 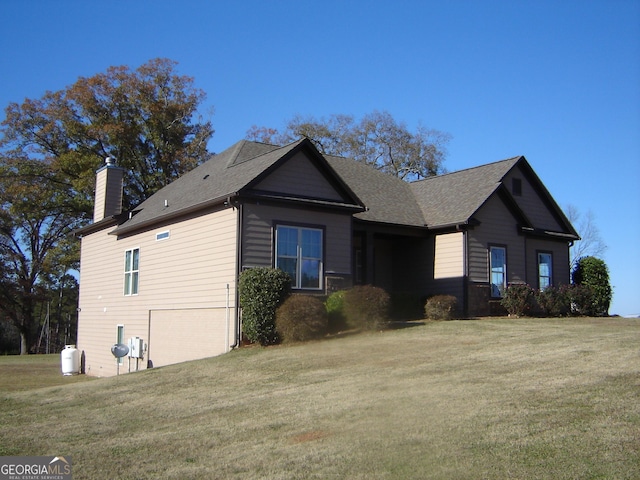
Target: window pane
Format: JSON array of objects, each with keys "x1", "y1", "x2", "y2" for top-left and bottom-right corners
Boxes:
[
  {"x1": 125, "y1": 250, "x2": 132, "y2": 272},
  {"x1": 491, "y1": 248, "x2": 505, "y2": 271},
  {"x1": 301, "y1": 229, "x2": 322, "y2": 259},
  {"x1": 132, "y1": 249, "x2": 139, "y2": 270},
  {"x1": 124, "y1": 272, "x2": 131, "y2": 295},
  {"x1": 301, "y1": 259, "x2": 320, "y2": 288},
  {"x1": 538, "y1": 253, "x2": 552, "y2": 290},
  {"x1": 539, "y1": 276, "x2": 551, "y2": 291},
  {"x1": 278, "y1": 257, "x2": 297, "y2": 284},
  {"x1": 131, "y1": 272, "x2": 139, "y2": 295},
  {"x1": 277, "y1": 227, "x2": 298, "y2": 257},
  {"x1": 490, "y1": 247, "x2": 506, "y2": 297}
]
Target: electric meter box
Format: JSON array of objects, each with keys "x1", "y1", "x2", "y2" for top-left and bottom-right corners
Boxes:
[{"x1": 128, "y1": 337, "x2": 144, "y2": 358}]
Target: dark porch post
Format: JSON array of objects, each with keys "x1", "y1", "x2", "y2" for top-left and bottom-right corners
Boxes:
[{"x1": 365, "y1": 230, "x2": 375, "y2": 285}]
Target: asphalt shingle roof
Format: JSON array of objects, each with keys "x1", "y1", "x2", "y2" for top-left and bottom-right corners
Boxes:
[
  {"x1": 409, "y1": 157, "x2": 522, "y2": 228},
  {"x1": 325, "y1": 155, "x2": 427, "y2": 227},
  {"x1": 110, "y1": 139, "x2": 529, "y2": 235},
  {"x1": 113, "y1": 140, "x2": 290, "y2": 233}
]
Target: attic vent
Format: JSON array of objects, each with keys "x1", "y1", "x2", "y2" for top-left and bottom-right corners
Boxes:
[{"x1": 512, "y1": 178, "x2": 522, "y2": 196}]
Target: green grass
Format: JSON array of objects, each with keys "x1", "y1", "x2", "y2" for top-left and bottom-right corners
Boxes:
[
  {"x1": 0, "y1": 353, "x2": 95, "y2": 392},
  {"x1": 1, "y1": 317, "x2": 638, "y2": 479}
]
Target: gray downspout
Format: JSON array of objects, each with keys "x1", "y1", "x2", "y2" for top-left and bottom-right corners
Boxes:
[
  {"x1": 463, "y1": 229, "x2": 469, "y2": 317},
  {"x1": 230, "y1": 201, "x2": 243, "y2": 349}
]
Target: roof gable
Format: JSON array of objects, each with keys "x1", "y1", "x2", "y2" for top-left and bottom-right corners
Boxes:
[
  {"x1": 409, "y1": 156, "x2": 578, "y2": 239},
  {"x1": 409, "y1": 157, "x2": 521, "y2": 228},
  {"x1": 253, "y1": 151, "x2": 349, "y2": 202},
  {"x1": 504, "y1": 160, "x2": 579, "y2": 237},
  {"x1": 112, "y1": 139, "x2": 363, "y2": 235}
]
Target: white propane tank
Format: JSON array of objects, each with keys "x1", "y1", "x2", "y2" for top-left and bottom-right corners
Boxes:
[{"x1": 61, "y1": 345, "x2": 80, "y2": 375}]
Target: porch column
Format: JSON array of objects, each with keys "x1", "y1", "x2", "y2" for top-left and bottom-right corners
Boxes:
[{"x1": 365, "y1": 230, "x2": 375, "y2": 285}]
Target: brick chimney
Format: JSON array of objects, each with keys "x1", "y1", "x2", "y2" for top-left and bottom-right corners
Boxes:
[{"x1": 93, "y1": 157, "x2": 124, "y2": 223}]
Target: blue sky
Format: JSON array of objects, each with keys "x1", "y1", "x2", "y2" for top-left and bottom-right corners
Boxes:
[{"x1": 1, "y1": 0, "x2": 638, "y2": 315}]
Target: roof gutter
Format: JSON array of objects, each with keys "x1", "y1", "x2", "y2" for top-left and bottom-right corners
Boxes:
[{"x1": 520, "y1": 226, "x2": 580, "y2": 241}]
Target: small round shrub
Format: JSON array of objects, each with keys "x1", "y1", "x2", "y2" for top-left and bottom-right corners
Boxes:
[
  {"x1": 535, "y1": 285, "x2": 571, "y2": 317},
  {"x1": 276, "y1": 295, "x2": 328, "y2": 343},
  {"x1": 424, "y1": 295, "x2": 458, "y2": 320},
  {"x1": 239, "y1": 267, "x2": 291, "y2": 345},
  {"x1": 325, "y1": 290, "x2": 347, "y2": 332},
  {"x1": 500, "y1": 283, "x2": 535, "y2": 317},
  {"x1": 343, "y1": 285, "x2": 390, "y2": 331}
]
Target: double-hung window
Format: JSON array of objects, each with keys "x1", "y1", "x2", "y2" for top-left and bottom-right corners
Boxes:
[
  {"x1": 538, "y1": 252, "x2": 553, "y2": 290},
  {"x1": 124, "y1": 248, "x2": 140, "y2": 296},
  {"x1": 490, "y1": 246, "x2": 507, "y2": 297},
  {"x1": 275, "y1": 225, "x2": 323, "y2": 290}
]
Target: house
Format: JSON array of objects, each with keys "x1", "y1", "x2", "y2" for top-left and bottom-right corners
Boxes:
[{"x1": 75, "y1": 138, "x2": 578, "y2": 376}]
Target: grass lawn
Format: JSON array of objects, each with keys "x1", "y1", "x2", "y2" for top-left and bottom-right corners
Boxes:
[{"x1": 0, "y1": 317, "x2": 638, "y2": 479}]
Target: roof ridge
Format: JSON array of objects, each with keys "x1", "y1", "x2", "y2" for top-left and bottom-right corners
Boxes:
[
  {"x1": 225, "y1": 139, "x2": 286, "y2": 168},
  {"x1": 411, "y1": 156, "x2": 523, "y2": 184}
]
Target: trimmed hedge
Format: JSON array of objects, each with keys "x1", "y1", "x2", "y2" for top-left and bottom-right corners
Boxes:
[
  {"x1": 500, "y1": 283, "x2": 535, "y2": 317},
  {"x1": 276, "y1": 295, "x2": 328, "y2": 343},
  {"x1": 535, "y1": 285, "x2": 571, "y2": 317},
  {"x1": 239, "y1": 267, "x2": 291, "y2": 345},
  {"x1": 424, "y1": 295, "x2": 458, "y2": 320},
  {"x1": 343, "y1": 285, "x2": 390, "y2": 331}
]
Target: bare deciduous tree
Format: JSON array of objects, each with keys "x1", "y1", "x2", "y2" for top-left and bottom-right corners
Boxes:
[
  {"x1": 247, "y1": 110, "x2": 451, "y2": 181},
  {"x1": 566, "y1": 204, "x2": 607, "y2": 271}
]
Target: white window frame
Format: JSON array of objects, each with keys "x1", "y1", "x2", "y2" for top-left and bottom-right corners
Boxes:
[
  {"x1": 124, "y1": 247, "x2": 140, "y2": 296},
  {"x1": 275, "y1": 225, "x2": 324, "y2": 290},
  {"x1": 156, "y1": 230, "x2": 170, "y2": 241},
  {"x1": 490, "y1": 245, "x2": 507, "y2": 298},
  {"x1": 538, "y1": 252, "x2": 553, "y2": 291}
]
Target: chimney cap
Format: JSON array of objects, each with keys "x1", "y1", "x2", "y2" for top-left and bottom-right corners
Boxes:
[{"x1": 105, "y1": 156, "x2": 116, "y2": 166}]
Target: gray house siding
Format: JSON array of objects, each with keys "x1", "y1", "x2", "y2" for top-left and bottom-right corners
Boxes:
[
  {"x1": 468, "y1": 195, "x2": 526, "y2": 284},
  {"x1": 254, "y1": 151, "x2": 347, "y2": 202},
  {"x1": 503, "y1": 167, "x2": 564, "y2": 232},
  {"x1": 466, "y1": 195, "x2": 526, "y2": 316},
  {"x1": 525, "y1": 237, "x2": 572, "y2": 289},
  {"x1": 241, "y1": 202, "x2": 354, "y2": 291}
]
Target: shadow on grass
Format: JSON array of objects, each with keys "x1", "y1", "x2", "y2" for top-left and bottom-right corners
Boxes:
[{"x1": 388, "y1": 320, "x2": 427, "y2": 330}]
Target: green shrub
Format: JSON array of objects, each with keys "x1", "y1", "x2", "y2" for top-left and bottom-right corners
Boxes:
[
  {"x1": 325, "y1": 290, "x2": 347, "y2": 332},
  {"x1": 572, "y1": 256, "x2": 612, "y2": 316},
  {"x1": 276, "y1": 295, "x2": 328, "y2": 343},
  {"x1": 500, "y1": 283, "x2": 535, "y2": 317},
  {"x1": 239, "y1": 267, "x2": 291, "y2": 345},
  {"x1": 343, "y1": 285, "x2": 390, "y2": 331},
  {"x1": 424, "y1": 295, "x2": 458, "y2": 320},
  {"x1": 567, "y1": 283, "x2": 596, "y2": 316},
  {"x1": 535, "y1": 285, "x2": 571, "y2": 317}
]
